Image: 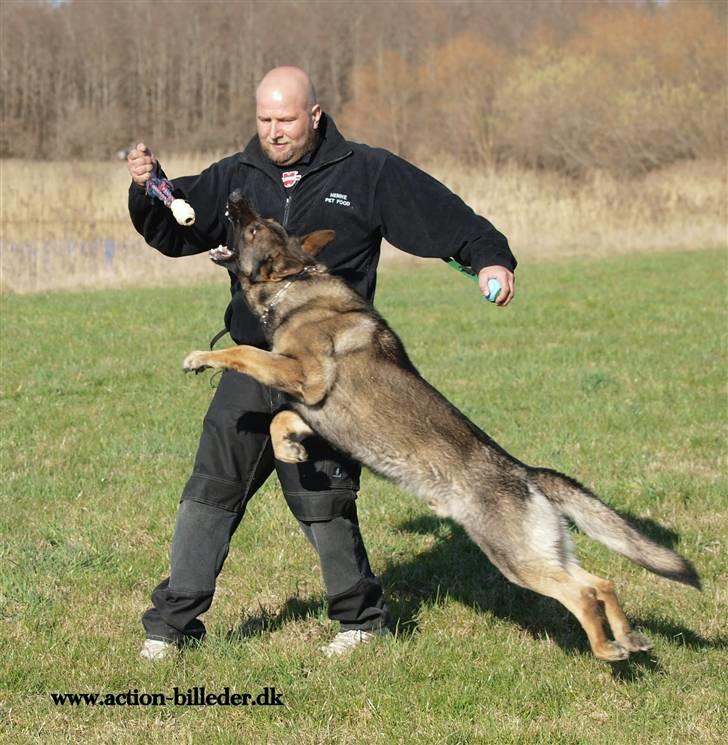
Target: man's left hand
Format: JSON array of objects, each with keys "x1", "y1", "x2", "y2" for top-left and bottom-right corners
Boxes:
[{"x1": 478, "y1": 265, "x2": 515, "y2": 306}]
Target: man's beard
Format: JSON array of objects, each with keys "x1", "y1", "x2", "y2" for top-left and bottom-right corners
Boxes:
[{"x1": 261, "y1": 128, "x2": 318, "y2": 166}]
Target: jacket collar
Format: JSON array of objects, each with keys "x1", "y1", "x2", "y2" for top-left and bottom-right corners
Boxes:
[{"x1": 239, "y1": 114, "x2": 351, "y2": 176}]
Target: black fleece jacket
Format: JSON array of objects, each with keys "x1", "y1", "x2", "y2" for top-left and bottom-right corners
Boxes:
[{"x1": 129, "y1": 115, "x2": 516, "y2": 347}]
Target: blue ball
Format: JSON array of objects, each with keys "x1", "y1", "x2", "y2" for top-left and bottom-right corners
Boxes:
[{"x1": 485, "y1": 278, "x2": 502, "y2": 303}]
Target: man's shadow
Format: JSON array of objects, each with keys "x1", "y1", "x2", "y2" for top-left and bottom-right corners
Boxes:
[{"x1": 230, "y1": 586, "x2": 325, "y2": 640}]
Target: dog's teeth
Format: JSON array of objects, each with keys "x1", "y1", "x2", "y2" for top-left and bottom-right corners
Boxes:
[{"x1": 210, "y1": 245, "x2": 232, "y2": 261}]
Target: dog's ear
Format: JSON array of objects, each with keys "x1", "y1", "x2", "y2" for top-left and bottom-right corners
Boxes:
[
  {"x1": 268, "y1": 252, "x2": 305, "y2": 282},
  {"x1": 300, "y1": 230, "x2": 336, "y2": 256},
  {"x1": 226, "y1": 189, "x2": 258, "y2": 226}
]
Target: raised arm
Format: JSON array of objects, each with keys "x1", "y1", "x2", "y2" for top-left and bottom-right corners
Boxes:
[{"x1": 127, "y1": 142, "x2": 228, "y2": 258}]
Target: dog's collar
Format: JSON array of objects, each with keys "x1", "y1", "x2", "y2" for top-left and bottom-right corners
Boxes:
[{"x1": 260, "y1": 264, "x2": 322, "y2": 327}]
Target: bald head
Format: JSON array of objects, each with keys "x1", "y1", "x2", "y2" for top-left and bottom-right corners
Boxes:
[
  {"x1": 255, "y1": 67, "x2": 322, "y2": 166},
  {"x1": 256, "y1": 66, "x2": 317, "y2": 110}
]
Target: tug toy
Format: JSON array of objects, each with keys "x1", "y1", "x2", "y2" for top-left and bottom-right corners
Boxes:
[
  {"x1": 444, "y1": 258, "x2": 502, "y2": 303},
  {"x1": 146, "y1": 173, "x2": 196, "y2": 226}
]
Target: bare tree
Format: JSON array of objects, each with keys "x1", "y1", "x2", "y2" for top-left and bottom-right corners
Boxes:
[{"x1": 0, "y1": 0, "x2": 724, "y2": 174}]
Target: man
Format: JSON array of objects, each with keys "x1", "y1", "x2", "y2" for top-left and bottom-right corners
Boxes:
[{"x1": 128, "y1": 66, "x2": 516, "y2": 660}]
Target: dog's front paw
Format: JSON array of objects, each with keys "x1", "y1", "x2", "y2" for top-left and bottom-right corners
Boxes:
[{"x1": 183, "y1": 351, "x2": 211, "y2": 374}]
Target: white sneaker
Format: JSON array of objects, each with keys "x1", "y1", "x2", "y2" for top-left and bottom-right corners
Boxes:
[
  {"x1": 139, "y1": 638, "x2": 174, "y2": 660},
  {"x1": 320, "y1": 628, "x2": 390, "y2": 657}
]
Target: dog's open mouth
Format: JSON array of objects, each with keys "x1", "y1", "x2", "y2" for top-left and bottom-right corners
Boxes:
[{"x1": 209, "y1": 245, "x2": 235, "y2": 264}]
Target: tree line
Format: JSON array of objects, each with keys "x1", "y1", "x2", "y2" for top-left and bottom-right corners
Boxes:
[{"x1": 1, "y1": 0, "x2": 725, "y2": 175}]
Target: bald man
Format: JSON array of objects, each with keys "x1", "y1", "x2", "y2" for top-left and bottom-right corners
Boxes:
[{"x1": 128, "y1": 66, "x2": 516, "y2": 660}]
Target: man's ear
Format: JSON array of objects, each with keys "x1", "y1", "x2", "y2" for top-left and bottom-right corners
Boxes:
[{"x1": 300, "y1": 230, "x2": 336, "y2": 256}]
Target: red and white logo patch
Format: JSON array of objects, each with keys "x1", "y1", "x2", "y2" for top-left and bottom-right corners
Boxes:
[{"x1": 281, "y1": 170, "x2": 301, "y2": 189}]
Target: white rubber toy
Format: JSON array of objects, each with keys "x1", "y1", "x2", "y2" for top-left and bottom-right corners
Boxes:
[{"x1": 170, "y1": 198, "x2": 196, "y2": 226}]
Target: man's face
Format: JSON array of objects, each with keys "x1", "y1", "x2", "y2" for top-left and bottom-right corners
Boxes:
[{"x1": 257, "y1": 98, "x2": 320, "y2": 166}]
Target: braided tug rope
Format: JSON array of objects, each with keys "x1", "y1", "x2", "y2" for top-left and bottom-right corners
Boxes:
[{"x1": 146, "y1": 173, "x2": 196, "y2": 226}]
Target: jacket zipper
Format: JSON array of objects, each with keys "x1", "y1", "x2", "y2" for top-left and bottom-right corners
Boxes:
[
  {"x1": 283, "y1": 195, "x2": 292, "y2": 227},
  {"x1": 243, "y1": 151, "x2": 352, "y2": 229}
]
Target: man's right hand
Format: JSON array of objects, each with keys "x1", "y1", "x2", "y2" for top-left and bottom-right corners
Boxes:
[{"x1": 127, "y1": 142, "x2": 157, "y2": 186}]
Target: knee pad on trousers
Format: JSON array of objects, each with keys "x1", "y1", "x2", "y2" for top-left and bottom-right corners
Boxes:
[
  {"x1": 170, "y1": 499, "x2": 242, "y2": 593},
  {"x1": 283, "y1": 489, "x2": 357, "y2": 522},
  {"x1": 181, "y1": 474, "x2": 247, "y2": 513},
  {"x1": 299, "y1": 515, "x2": 371, "y2": 597}
]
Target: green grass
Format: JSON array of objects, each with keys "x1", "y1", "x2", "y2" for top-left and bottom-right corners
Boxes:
[{"x1": 1, "y1": 248, "x2": 726, "y2": 744}]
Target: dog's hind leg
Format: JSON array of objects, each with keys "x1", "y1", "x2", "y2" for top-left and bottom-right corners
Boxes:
[
  {"x1": 568, "y1": 566, "x2": 652, "y2": 653},
  {"x1": 271, "y1": 410, "x2": 314, "y2": 464},
  {"x1": 462, "y1": 488, "x2": 628, "y2": 660},
  {"x1": 518, "y1": 567, "x2": 630, "y2": 661}
]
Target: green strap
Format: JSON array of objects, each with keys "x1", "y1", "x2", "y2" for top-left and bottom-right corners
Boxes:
[{"x1": 443, "y1": 258, "x2": 479, "y2": 283}]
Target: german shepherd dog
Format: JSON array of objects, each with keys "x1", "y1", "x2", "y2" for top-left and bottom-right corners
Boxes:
[{"x1": 183, "y1": 190, "x2": 700, "y2": 661}]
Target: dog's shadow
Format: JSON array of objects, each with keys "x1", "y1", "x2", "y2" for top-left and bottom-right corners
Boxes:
[
  {"x1": 381, "y1": 515, "x2": 721, "y2": 677},
  {"x1": 381, "y1": 515, "x2": 592, "y2": 652},
  {"x1": 229, "y1": 514, "x2": 720, "y2": 678}
]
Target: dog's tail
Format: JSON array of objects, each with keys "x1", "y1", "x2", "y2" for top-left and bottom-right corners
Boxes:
[{"x1": 531, "y1": 468, "x2": 701, "y2": 589}]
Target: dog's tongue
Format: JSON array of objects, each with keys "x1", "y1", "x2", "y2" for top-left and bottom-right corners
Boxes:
[{"x1": 210, "y1": 245, "x2": 234, "y2": 261}]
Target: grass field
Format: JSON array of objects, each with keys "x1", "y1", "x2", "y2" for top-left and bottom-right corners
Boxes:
[{"x1": 1, "y1": 248, "x2": 726, "y2": 744}]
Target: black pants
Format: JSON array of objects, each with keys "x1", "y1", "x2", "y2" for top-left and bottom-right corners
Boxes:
[{"x1": 142, "y1": 370, "x2": 389, "y2": 643}]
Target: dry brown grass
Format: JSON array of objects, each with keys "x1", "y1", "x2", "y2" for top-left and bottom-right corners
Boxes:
[
  {"x1": 0, "y1": 155, "x2": 221, "y2": 293},
  {"x1": 1, "y1": 156, "x2": 726, "y2": 293},
  {"x1": 432, "y1": 157, "x2": 728, "y2": 259}
]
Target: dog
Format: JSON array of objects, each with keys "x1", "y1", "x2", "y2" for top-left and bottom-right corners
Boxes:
[{"x1": 182, "y1": 190, "x2": 700, "y2": 661}]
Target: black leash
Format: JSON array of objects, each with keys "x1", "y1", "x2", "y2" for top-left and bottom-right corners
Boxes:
[
  {"x1": 209, "y1": 328, "x2": 229, "y2": 350},
  {"x1": 206, "y1": 328, "x2": 229, "y2": 389}
]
